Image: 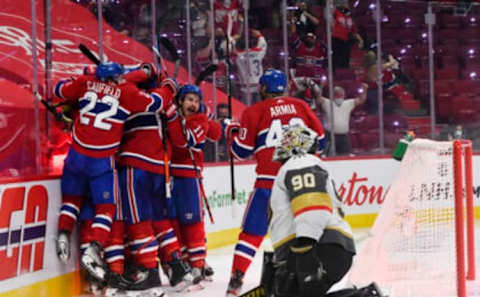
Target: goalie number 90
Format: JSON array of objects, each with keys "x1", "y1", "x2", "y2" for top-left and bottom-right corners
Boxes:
[{"x1": 291, "y1": 172, "x2": 316, "y2": 192}]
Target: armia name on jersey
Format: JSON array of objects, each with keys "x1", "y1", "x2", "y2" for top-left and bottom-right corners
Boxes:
[
  {"x1": 270, "y1": 104, "x2": 297, "y2": 117},
  {"x1": 87, "y1": 81, "x2": 121, "y2": 98}
]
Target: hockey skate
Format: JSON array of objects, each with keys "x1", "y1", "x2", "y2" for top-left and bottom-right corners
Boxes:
[
  {"x1": 124, "y1": 268, "x2": 166, "y2": 297},
  {"x1": 165, "y1": 258, "x2": 193, "y2": 292},
  {"x1": 56, "y1": 230, "x2": 70, "y2": 263},
  {"x1": 81, "y1": 241, "x2": 108, "y2": 281},
  {"x1": 226, "y1": 270, "x2": 245, "y2": 297},
  {"x1": 186, "y1": 267, "x2": 206, "y2": 292},
  {"x1": 85, "y1": 273, "x2": 106, "y2": 297},
  {"x1": 203, "y1": 262, "x2": 214, "y2": 281},
  {"x1": 104, "y1": 272, "x2": 132, "y2": 297}
]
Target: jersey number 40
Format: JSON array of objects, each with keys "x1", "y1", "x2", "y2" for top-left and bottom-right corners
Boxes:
[{"x1": 265, "y1": 117, "x2": 305, "y2": 148}]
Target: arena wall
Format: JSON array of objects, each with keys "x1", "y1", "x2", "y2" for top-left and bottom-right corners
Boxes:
[{"x1": 1, "y1": 156, "x2": 480, "y2": 296}]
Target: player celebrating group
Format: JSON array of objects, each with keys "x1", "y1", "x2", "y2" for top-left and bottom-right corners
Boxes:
[{"x1": 224, "y1": 69, "x2": 325, "y2": 297}]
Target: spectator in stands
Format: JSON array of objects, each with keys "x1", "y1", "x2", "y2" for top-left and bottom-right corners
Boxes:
[
  {"x1": 291, "y1": 0, "x2": 320, "y2": 38},
  {"x1": 363, "y1": 51, "x2": 413, "y2": 115},
  {"x1": 290, "y1": 24, "x2": 327, "y2": 86},
  {"x1": 214, "y1": 0, "x2": 243, "y2": 40},
  {"x1": 331, "y1": 0, "x2": 363, "y2": 69},
  {"x1": 313, "y1": 81, "x2": 367, "y2": 156},
  {"x1": 234, "y1": 28, "x2": 267, "y2": 104},
  {"x1": 191, "y1": 0, "x2": 211, "y2": 38}
]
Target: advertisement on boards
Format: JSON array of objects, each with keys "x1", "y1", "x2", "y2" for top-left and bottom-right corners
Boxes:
[{"x1": 0, "y1": 178, "x2": 79, "y2": 293}]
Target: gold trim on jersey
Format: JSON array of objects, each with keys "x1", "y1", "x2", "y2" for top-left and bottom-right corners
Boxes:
[
  {"x1": 273, "y1": 233, "x2": 296, "y2": 249},
  {"x1": 291, "y1": 192, "x2": 333, "y2": 215},
  {"x1": 325, "y1": 225, "x2": 354, "y2": 239}
]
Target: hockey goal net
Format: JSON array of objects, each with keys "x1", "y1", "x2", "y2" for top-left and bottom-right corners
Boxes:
[{"x1": 349, "y1": 139, "x2": 475, "y2": 297}]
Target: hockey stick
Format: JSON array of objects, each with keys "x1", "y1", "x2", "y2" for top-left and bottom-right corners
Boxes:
[
  {"x1": 34, "y1": 92, "x2": 72, "y2": 125},
  {"x1": 195, "y1": 64, "x2": 218, "y2": 86},
  {"x1": 159, "y1": 37, "x2": 181, "y2": 79},
  {"x1": 224, "y1": 34, "x2": 236, "y2": 202},
  {"x1": 153, "y1": 36, "x2": 173, "y2": 199},
  {"x1": 78, "y1": 43, "x2": 100, "y2": 65}
]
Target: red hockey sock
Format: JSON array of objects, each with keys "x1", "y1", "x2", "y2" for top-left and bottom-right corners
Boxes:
[
  {"x1": 181, "y1": 221, "x2": 206, "y2": 268},
  {"x1": 58, "y1": 195, "x2": 83, "y2": 232},
  {"x1": 232, "y1": 231, "x2": 264, "y2": 274},
  {"x1": 152, "y1": 220, "x2": 181, "y2": 262},
  {"x1": 105, "y1": 220, "x2": 125, "y2": 275},
  {"x1": 79, "y1": 220, "x2": 93, "y2": 256},
  {"x1": 91, "y1": 203, "x2": 116, "y2": 246},
  {"x1": 126, "y1": 221, "x2": 159, "y2": 269}
]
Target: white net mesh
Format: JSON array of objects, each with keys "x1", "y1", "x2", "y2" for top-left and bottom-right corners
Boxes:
[{"x1": 349, "y1": 139, "x2": 461, "y2": 297}]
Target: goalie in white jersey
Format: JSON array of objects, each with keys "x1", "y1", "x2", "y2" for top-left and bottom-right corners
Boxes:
[{"x1": 264, "y1": 124, "x2": 384, "y2": 297}]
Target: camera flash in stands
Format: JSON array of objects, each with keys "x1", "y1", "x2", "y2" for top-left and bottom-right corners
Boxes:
[
  {"x1": 469, "y1": 49, "x2": 475, "y2": 55},
  {"x1": 358, "y1": 88, "x2": 364, "y2": 93},
  {"x1": 470, "y1": 72, "x2": 477, "y2": 79},
  {"x1": 321, "y1": 75, "x2": 327, "y2": 81}
]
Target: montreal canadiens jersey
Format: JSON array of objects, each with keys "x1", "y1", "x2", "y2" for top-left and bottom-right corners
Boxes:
[
  {"x1": 231, "y1": 96, "x2": 325, "y2": 189},
  {"x1": 118, "y1": 86, "x2": 186, "y2": 174},
  {"x1": 294, "y1": 35, "x2": 327, "y2": 81},
  {"x1": 235, "y1": 36, "x2": 267, "y2": 85},
  {"x1": 54, "y1": 73, "x2": 160, "y2": 158},
  {"x1": 171, "y1": 113, "x2": 210, "y2": 177},
  {"x1": 269, "y1": 153, "x2": 355, "y2": 257}
]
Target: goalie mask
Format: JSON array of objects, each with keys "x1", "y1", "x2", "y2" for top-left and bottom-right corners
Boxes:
[{"x1": 273, "y1": 124, "x2": 318, "y2": 162}]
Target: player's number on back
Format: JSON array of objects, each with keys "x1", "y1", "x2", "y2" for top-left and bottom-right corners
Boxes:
[
  {"x1": 265, "y1": 117, "x2": 305, "y2": 147},
  {"x1": 292, "y1": 172, "x2": 316, "y2": 191},
  {"x1": 79, "y1": 91, "x2": 119, "y2": 131}
]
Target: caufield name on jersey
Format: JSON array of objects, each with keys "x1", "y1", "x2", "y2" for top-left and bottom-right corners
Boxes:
[{"x1": 86, "y1": 81, "x2": 121, "y2": 98}]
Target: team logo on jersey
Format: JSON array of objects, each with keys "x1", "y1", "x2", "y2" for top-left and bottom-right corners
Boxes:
[{"x1": 103, "y1": 192, "x2": 110, "y2": 199}]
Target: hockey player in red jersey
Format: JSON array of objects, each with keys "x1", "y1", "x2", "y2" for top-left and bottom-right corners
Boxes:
[
  {"x1": 54, "y1": 62, "x2": 163, "y2": 282},
  {"x1": 167, "y1": 85, "x2": 222, "y2": 285},
  {"x1": 224, "y1": 69, "x2": 325, "y2": 296},
  {"x1": 117, "y1": 75, "x2": 195, "y2": 295}
]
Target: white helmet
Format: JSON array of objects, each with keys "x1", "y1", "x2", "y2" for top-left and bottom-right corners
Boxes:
[{"x1": 273, "y1": 124, "x2": 318, "y2": 162}]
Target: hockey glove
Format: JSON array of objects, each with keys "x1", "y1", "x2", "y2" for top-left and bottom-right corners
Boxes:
[
  {"x1": 160, "y1": 77, "x2": 179, "y2": 97},
  {"x1": 290, "y1": 237, "x2": 326, "y2": 297},
  {"x1": 223, "y1": 118, "x2": 240, "y2": 139},
  {"x1": 163, "y1": 98, "x2": 178, "y2": 121}
]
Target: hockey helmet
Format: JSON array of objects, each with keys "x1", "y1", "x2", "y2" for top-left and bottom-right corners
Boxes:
[
  {"x1": 259, "y1": 69, "x2": 287, "y2": 94},
  {"x1": 177, "y1": 84, "x2": 203, "y2": 102},
  {"x1": 273, "y1": 124, "x2": 318, "y2": 161},
  {"x1": 95, "y1": 62, "x2": 124, "y2": 81}
]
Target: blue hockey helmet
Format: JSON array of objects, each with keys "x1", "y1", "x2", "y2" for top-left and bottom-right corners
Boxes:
[
  {"x1": 259, "y1": 69, "x2": 287, "y2": 94},
  {"x1": 95, "y1": 62, "x2": 124, "y2": 81},
  {"x1": 177, "y1": 84, "x2": 203, "y2": 102}
]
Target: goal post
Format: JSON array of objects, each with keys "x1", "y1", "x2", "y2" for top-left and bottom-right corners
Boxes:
[{"x1": 349, "y1": 139, "x2": 475, "y2": 297}]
